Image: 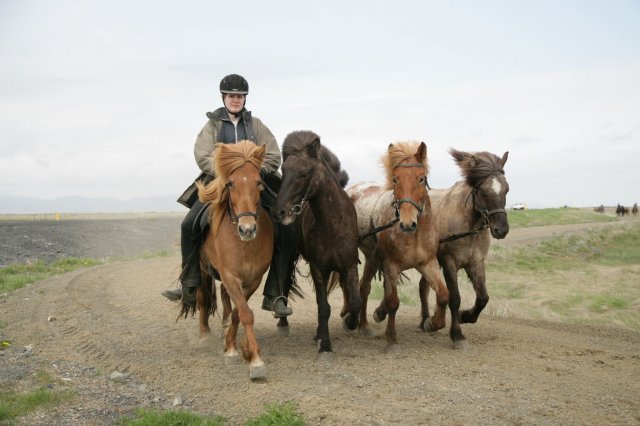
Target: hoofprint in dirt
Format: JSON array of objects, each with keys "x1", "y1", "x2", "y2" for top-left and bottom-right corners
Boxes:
[{"x1": 1, "y1": 255, "x2": 639, "y2": 425}]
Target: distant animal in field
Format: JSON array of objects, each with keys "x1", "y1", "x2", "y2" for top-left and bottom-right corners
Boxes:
[
  {"x1": 616, "y1": 204, "x2": 629, "y2": 217},
  {"x1": 633, "y1": 203, "x2": 638, "y2": 216},
  {"x1": 594, "y1": 205, "x2": 605, "y2": 213}
]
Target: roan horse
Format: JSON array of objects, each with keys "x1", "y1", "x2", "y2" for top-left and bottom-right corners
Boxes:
[
  {"x1": 420, "y1": 148, "x2": 509, "y2": 350},
  {"x1": 347, "y1": 141, "x2": 449, "y2": 351},
  {"x1": 274, "y1": 130, "x2": 362, "y2": 361},
  {"x1": 193, "y1": 140, "x2": 274, "y2": 379}
]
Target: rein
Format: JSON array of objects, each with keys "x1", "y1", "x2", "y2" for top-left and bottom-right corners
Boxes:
[{"x1": 358, "y1": 161, "x2": 427, "y2": 242}]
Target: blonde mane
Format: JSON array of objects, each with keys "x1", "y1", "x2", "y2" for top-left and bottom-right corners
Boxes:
[
  {"x1": 195, "y1": 140, "x2": 265, "y2": 232},
  {"x1": 381, "y1": 141, "x2": 429, "y2": 189}
]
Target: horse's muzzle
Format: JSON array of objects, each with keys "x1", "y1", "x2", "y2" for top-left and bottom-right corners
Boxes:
[{"x1": 238, "y1": 223, "x2": 257, "y2": 241}]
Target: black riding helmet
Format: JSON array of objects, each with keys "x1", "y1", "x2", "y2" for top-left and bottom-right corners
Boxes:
[{"x1": 220, "y1": 74, "x2": 249, "y2": 95}]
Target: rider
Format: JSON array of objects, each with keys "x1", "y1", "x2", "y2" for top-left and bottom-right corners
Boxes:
[{"x1": 161, "y1": 73, "x2": 294, "y2": 317}]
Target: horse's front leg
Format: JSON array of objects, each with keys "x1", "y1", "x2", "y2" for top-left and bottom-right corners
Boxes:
[
  {"x1": 220, "y1": 284, "x2": 232, "y2": 338},
  {"x1": 378, "y1": 261, "x2": 401, "y2": 350},
  {"x1": 310, "y1": 264, "x2": 333, "y2": 359},
  {"x1": 460, "y1": 261, "x2": 488, "y2": 324},
  {"x1": 417, "y1": 258, "x2": 449, "y2": 333},
  {"x1": 418, "y1": 276, "x2": 430, "y2": 330},
  {"x1": 358, "y1": 257, "x2": 378, "y2": 337},
  {"x1": 221, "y1": 277, "x2": 265, "y2": 380},
  {"x1": 339, "y1": 265, "x2": 362, "y2": 331}
]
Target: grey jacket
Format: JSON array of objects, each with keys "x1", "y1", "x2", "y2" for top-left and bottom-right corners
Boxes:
[
  {"x1": 194, "y1": 107, "x2": 280, "y2": 176},
  {"x1": 177, "y1": 107, "x2": 281, "y2": 208}
]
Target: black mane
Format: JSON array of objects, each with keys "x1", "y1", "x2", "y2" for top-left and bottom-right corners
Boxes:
[{"x1": 282, "y1": 130, "x2": 349, "y2": 188}]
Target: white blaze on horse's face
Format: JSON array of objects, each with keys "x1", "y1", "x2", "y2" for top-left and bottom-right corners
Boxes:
[{"x1": 490, "y1": 176, "x2": 502, "y2": 196}]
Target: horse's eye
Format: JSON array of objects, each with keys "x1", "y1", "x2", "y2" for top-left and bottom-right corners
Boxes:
[
  {"x1": 226, "y1": 181, "x2": 234, "y2": 189},
  {"x1": 418, "y1": 175, "x2": 426, "y2": 184},
  {"x1": 392, "y1": 176, "x2": 398, "y2": 184}
]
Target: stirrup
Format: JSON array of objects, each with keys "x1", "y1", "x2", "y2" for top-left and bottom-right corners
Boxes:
[{"x1": 270, "y1": 295, "x2": 292, "y2": 318}]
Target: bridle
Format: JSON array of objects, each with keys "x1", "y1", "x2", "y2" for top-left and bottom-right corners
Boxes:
[
  {"x1": 286, "y1": 160, "x2": 320, "y2": 217},
  {"x1": 439, "y1": 172, "x2": 507, "y2": 244},
  {"x1": 222, "y1": 180, "x2": 263, "y2": 225},
  {"x1": 357, "y1": 162, "x2": 428, "y2": 242}
]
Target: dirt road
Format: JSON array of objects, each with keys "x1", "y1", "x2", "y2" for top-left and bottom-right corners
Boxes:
[{"x1": 1, "y1": 219, "x2": 639, "y2": 425}]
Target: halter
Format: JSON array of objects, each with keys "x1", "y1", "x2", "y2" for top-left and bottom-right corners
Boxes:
[
  {"x1": 223, "y1": 181, "x2": 263, "y2": 225},
  {"x1": 357, "y1": 162, "x2": 428, "y2": 242},
  {"x1": 439, "y1": 172, "x2": 507, "y2": 244},
  {"x1": 287, "y1": 161, "x2": 319, "y2": 216}
]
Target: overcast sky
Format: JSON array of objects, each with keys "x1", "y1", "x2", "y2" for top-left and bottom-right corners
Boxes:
[{"x1": 1, "y1": 0, "x2": 638, "y2": 210}]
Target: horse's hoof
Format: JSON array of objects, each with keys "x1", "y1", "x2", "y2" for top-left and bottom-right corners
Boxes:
[
  {"x1": 224, "y1": 352, "x2": 240, "y2": 365},
  {"x1": 385, "y1": 343, "x2": 400, "y2": 354},
  {"x1": 373, "y1": 309, "x2": 386, "y2": 323},
  {"x1": 249, "y1": 362, "x2": 267, "y2": 380},
  {"x1": 316, "y1": 351, "x2": 334, "y2": 365},
  {"x1": 342, "y1": 313, "x2": 359, "y2": 331},
  {"x1": 453, "y1": 340, "x2": 471, "y2": 351},
  {"x1": 359, "y1": 326, "x2": 376, "y2": 338},
  {"x1": 424, "y1": 320, "x2": 442, "y2": 333},
  {"x1": 277, "y1": 325, "x2": 289, "y2": 337}
]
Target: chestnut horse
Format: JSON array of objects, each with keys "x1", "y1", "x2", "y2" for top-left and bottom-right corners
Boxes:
[
  {"x1": 194, "y1": 140, "x2": 273, "y2": 380},
  {"x1": 420, "y1": 148, "x2": 509, "y2": 350},
  {"x1": 274, "y1": 131, "x2": 362, "y2": 361},
  {"x1": 347, "y1": 142, "x2": 449, "y2": 351}
]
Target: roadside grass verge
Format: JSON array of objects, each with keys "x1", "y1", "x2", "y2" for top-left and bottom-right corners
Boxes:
[
  {"x1": 119, "y1": 401, "x2": 306, "y2": 426},
  {"x1": 0, "y1": 370, "x2": 75, "y2": 424},
  {"x1": 368, "y1": 223, "x2": 640, "y2": 331},
  {"x1": 0, "y1": 250, "x2": 172, "y2": 295},
  {"x1": 507, "y1": 207, "x2": 617, "y2": 228}
]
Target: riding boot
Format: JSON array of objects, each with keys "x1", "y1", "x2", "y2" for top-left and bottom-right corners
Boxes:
[
  {"x1": 261, "y1": 222, "x2": 295, "y2": 317},
  {"x1": 179, "y1": 252, "x2": 201, "y2": 306}
]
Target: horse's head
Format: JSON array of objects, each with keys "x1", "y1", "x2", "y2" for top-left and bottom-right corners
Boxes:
[
  {"x1": 274, "y1": 131, "x2": 322, "y2": 225},
  {"x1": 385, "y1": 141, "x2": 429, "y2": 234},
  {"x1": 197, "y1": 141, "x2": 267, "y2": 241},
  {"x1": 450, "y1": 148, "x2": 510, "y2": 239}
]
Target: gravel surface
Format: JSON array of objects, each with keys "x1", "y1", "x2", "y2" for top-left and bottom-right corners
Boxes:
[{"x1": 1, "y1": 216, "x2": 639, "y2": 425}]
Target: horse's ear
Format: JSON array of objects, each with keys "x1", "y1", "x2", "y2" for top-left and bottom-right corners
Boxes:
[
  {"x1": 307, "y1": 137, "x2": 321, "y2": 158},
  {"x1": 416, "y1": 141, "x2": 427, "y2": 163},
  {"x1": 388, "y1": 143, "x2": 394, "y2": 151},
  {"x1": 255, "y1": 144, "x2": 266, "y2": 161},
  {"x1": 469, "y1": 155, "x2": 477, "y2": 167},
  {"x1": 500, "y1": 151, "x2": 509, "y2": 167}
]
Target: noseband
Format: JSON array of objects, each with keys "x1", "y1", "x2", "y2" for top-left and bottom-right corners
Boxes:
[{"x1": 223, "y1": 181, "x2": 262, "y2": 225}]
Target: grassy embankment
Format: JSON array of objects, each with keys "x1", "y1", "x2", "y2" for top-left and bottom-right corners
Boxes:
[{"x1": 370, "y1": 208, "x2": 640, "y2": 331}]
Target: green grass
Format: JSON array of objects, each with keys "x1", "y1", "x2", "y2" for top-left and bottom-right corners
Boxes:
[
  {"x1": 0, "y1": 258, "x2": 103, "y2": 293},
  {"x1": 0, "y1": 372, "x2": 75, "y2": 424},
  {"x1": 119, "y1": 408, "x2": 225, "y2": 426},
  {"x1": 507, "y1": 207, "x2": 617, "y2": 228},
  {"x1": 119, "y1": 402, "x2": 306, "y2": 426},
  {"x1": 0, "y1": 250, "x2": 173, "y2": 294},
  {"x1": 245, "y1": 402, "x2": 306, "y2": 426}
]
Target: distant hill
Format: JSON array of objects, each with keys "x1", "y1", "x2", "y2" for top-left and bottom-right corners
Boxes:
[{"x1": 0, "y1": 194, "x2": 186, "y2": 214}]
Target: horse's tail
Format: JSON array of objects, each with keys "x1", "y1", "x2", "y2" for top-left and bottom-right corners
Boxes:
[
  {"x1": 286, "y1": 253, "x2": 303, "y2": 299},
  {"x1": 327, "y1": 271, "x2": 340, "y2": 293}
]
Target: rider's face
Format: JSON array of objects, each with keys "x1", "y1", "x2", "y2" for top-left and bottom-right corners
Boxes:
[{"x1": 223, "y1": 94, "x2": 246, "y2": 115}]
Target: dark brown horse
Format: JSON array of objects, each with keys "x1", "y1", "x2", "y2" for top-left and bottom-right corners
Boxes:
[
  {"x1": 274, "y1": 130, "x2": 362, "y2": 361},
  {"x1": 193, "y1": 140, "x2": 274, "y2": 379},
  {"x1": 348, "y1": 142, "x2": 449, "y2": 352},
  {"x1": 420, "y1": 148, "x2": 509, "y2": 350}
]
